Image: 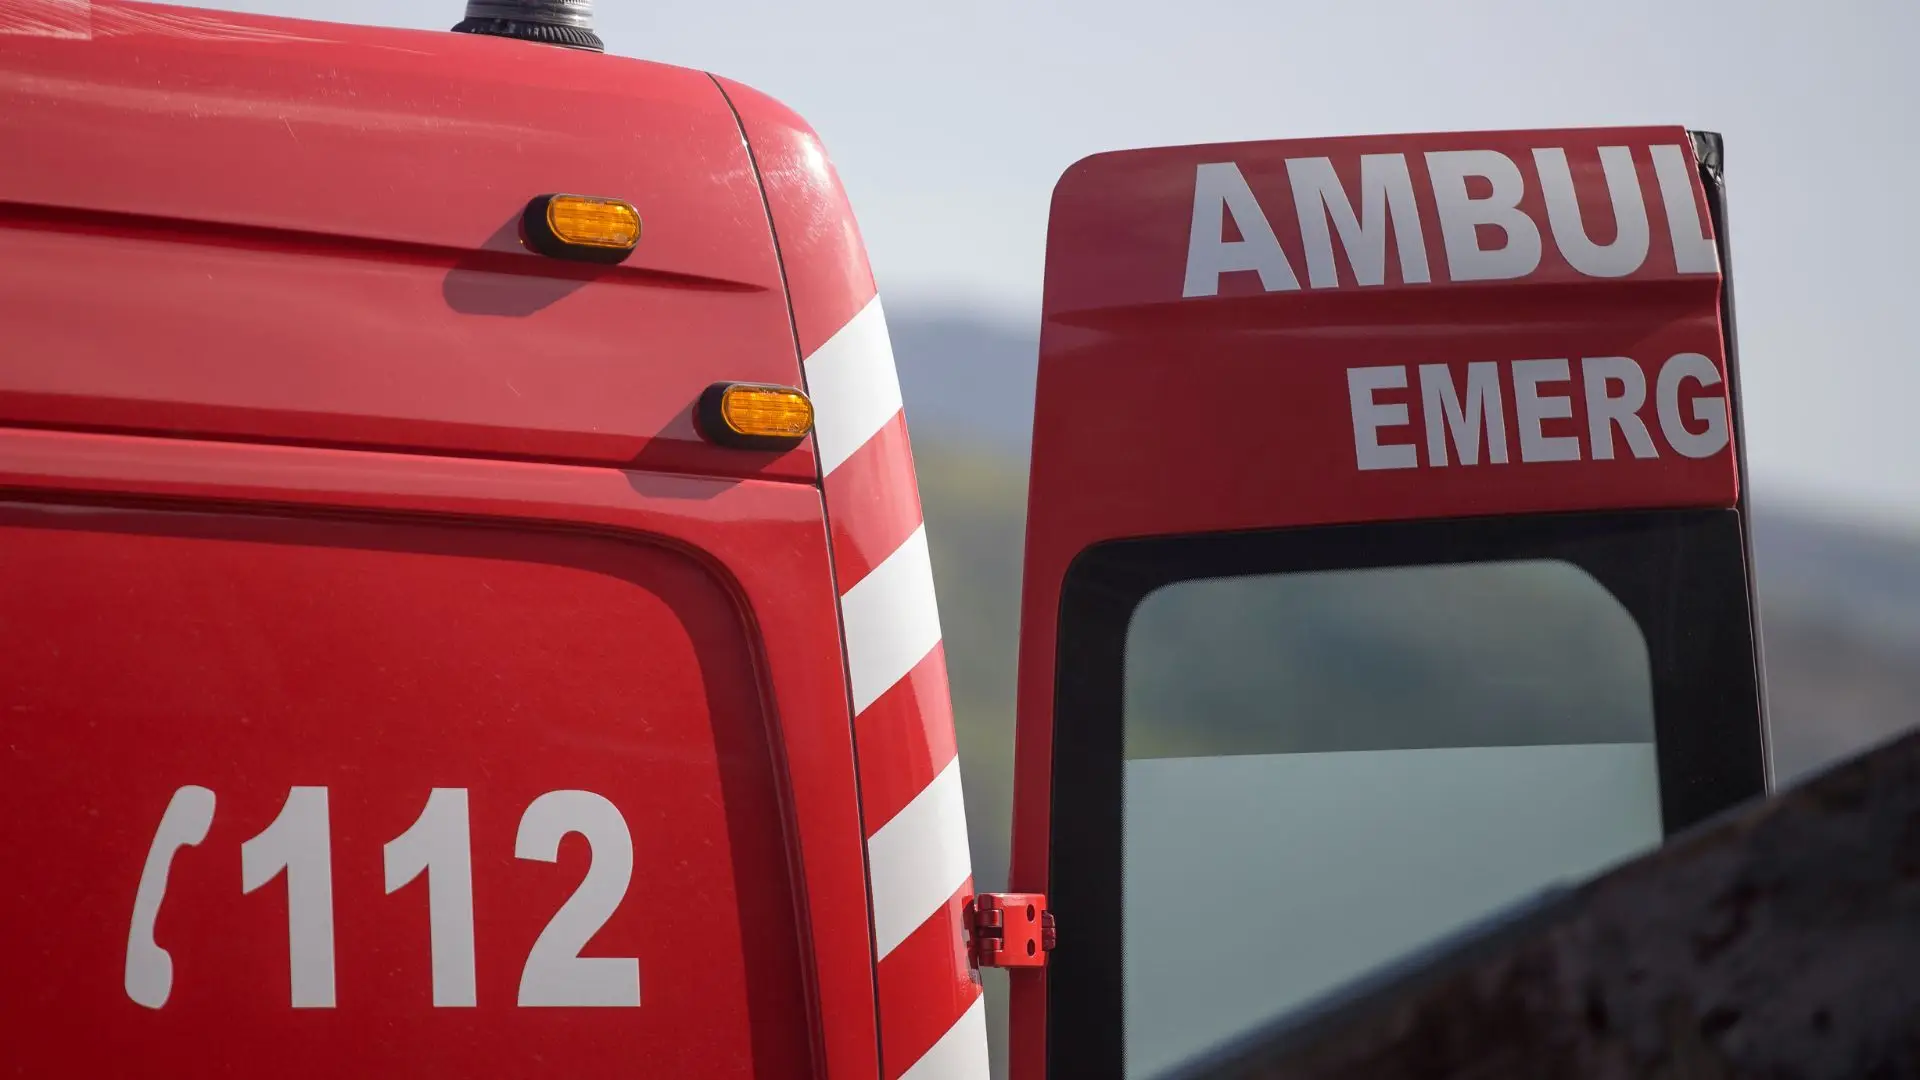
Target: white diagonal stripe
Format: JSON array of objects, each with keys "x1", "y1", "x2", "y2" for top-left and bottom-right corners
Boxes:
[
  {"x1": 840, "y1": 523, "x2": 941, "y2": 714},
  {"x1": 898, "y1": 994, "x2": 990, "y2": 1080},
  {"x1": 868, "y1": 756, "x2": 972, "y2": 959},
  {"x1": 804, "y1": 295, "x2": 903, "y2": 476}
]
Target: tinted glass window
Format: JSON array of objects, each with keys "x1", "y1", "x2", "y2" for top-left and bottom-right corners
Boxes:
[{"x1": 1121, "y1": 561, "x2": 1660, "y2": 1077}]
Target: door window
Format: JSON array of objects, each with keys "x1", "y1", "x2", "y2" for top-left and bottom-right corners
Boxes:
[{"x1": 1121, "y1": 559, "x2": 1658, "y2": 1076}]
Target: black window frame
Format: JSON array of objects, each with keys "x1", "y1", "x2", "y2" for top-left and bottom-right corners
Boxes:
[{"x1": 1044, "y1": 507, "x2": 1768, "y2": 1079}]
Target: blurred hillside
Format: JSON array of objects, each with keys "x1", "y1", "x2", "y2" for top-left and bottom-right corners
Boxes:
[{"x1": 893, "y1": 306, "x2": 1920, "y2": 1078}]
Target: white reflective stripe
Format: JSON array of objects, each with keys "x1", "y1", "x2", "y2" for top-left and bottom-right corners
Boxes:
[
  {"x1": 868, "y1": 756, "x2": 972, "y2": 959},
  {"x1": 840, "y1": 524, "x2": 942, "y2": 714},
  {"x1": 804, "y1": 295, "x2": 904, "y2": 477},
  {"x1": 897, "y1": 994, "x2": 990, "y2": 1080}
]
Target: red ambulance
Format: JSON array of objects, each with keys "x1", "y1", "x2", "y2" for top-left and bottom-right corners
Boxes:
[{"x1": 0, "y1": 2, "x2": 1768, "y2": 1078}]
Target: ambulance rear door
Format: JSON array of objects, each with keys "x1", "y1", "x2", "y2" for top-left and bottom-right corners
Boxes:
[{"x1": 1005, "y1": 127, "x2": 1767, "y2": 1079}]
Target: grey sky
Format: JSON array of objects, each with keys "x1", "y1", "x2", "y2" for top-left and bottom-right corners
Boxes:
[{"x1": 194, "y1": 0, "x2": 1919, "y2": 522}]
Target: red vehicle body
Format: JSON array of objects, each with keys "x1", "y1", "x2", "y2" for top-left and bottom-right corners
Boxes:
[
  {"x1": 0, "y1": 3, "x2": 1771, "y2": 1079},
  {"x1": 0, "y1": 4, "x2": 977, "y2": 1077}
]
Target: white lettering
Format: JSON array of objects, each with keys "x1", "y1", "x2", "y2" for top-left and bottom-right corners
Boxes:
[
  {"x1": 1424, "y1": 150, "x2": 1542, "y2": 281},
  {"x1": 1418, "y1": 362, "x2": 1508, "y2": 466},
  {"x1": 517, "y1": 791, "x2": 641, "y2": 1008},
  {"x1": 1287, "y1": 154, "x2": 1431, "y2": 288},
  {"x1": 1582, "y1": 356, "x2": 1658, "y2": 460},
  {"x1": 1651, "y1": 144, "x2": 1719, "y2": 274},
  {"x1": 1347, "y1": 366, "x2": 1418, "y2": 471},
  {"x1": 130, "y1": 785, "x2": 648, "y2": 1013},
  {"x1": 1348, "y1": 353, "x2": 1730, "y2": 473},
  {"x1": 1511, "y1": 359, "x2": 1581, "y2": 463},
  {"x1": 1184, "y1": 144, "x2": 1718, "y2": 296},
  {"x1": 241, "y1": 787, "x2": 337, "y2": 1009},
  {"x1": 1534, "y1": 147, "x2": 1649, "y2": 278},
  {"x1": 1183, "y1": 162, "x2": 1300, "y2": 297},
  {"x1": 1656, "y1": 352, "x2": 1730, "y2": 458},
  {"x1": 385, "y1": 788, "x2": 478, "y2": 1008}
]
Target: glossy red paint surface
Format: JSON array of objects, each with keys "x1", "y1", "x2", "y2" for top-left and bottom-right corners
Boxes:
[
  {"x1": 725, "y1": 76, "x2": 986, "y2": 1080},
  {"x1": 1009, "y1": 128, "x2": 1735, "y2": 1077},
  {"x1": 0, "y1": 426, "x2": 877, "y2": 1078},
  {"x1": 0, "y1": 1, "x2": 811, "y2": 480},
  {"x1": 717, "y1": 76, "x2": 876, "y2": 363},
  {"x1": 2, "y1": 506, "x2": 812, "y2": 1076},
  {"x1": 0, "y1": 7, "x2": 976, "y2": 1078}
]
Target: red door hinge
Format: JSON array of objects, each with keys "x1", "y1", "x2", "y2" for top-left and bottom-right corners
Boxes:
[{"x1": 967, "y1": 893, "x2": 1054, "y2": 969}]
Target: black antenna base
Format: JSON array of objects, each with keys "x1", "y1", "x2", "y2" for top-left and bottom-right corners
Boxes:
[
  {"x1": 453, "y1": 2, "x2": 603, "y2": 52},
  {"x1": 451, "y1": 17, "x2": 604, "y2": 51}
]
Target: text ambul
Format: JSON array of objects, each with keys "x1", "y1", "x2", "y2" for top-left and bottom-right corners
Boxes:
[
  {"x1": 1347, "y1": 352, "x2": 1729, "y2": 472},
  {"x1": 1184, "y1": 143, "x2": 1717, "y2": 295}
]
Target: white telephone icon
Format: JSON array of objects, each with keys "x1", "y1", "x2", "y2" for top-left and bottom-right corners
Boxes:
[{"x1": 125, "y1": 785, "x2": 216, "y2": 1009}]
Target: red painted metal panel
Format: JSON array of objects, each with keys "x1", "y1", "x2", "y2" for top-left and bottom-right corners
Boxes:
[
  {"x1": 715, "y1": 76, "x2": 876, "y2": 363},
  {"x1": 0, "y1": 2, "x2": 808, "y2": 480},
  {"x1": 0, "y1": 3, "x2": 764, "y2": 282},
  {"x1": 823, "y1": 412, "x2": 925, "y2": 584},
  {"x1": 852, "y1": 646, "x2": 960, "y2": 833},
  {"x1": 722, "y1": 77, "x2": 987, "y2": 1080},
  {"x1": 1010, "y1": 128, "x2": 1734, "y2": 1079},
  {"x1": 0, "y1": 427, "x2": 878, "y2": 1080}
]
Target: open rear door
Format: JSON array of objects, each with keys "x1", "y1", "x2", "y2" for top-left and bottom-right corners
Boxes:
[{"x1": 1005, "y1": 128, "x2": 1767, "y2": 1079}]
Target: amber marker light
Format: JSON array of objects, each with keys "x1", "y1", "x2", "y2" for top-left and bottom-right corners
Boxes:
[
  {"x1": 697, "y1": 383, "x2": 815, "y2": 452},
  {"x1": 523, "y1": 194, "x2": 640, "y2": 263}
]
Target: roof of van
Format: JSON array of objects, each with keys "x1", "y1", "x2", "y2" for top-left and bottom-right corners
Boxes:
[
  {"x1": 1, "y1": 2, "x2": 775, "y2": 287},
  {"x1": 0, "y1": 1, "x2": 846, "y2": 479}
]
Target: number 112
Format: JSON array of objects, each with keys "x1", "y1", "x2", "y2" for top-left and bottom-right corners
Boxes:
[{"x1": 130, "y1": 785, "x2": 639, "y2": 1010}]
